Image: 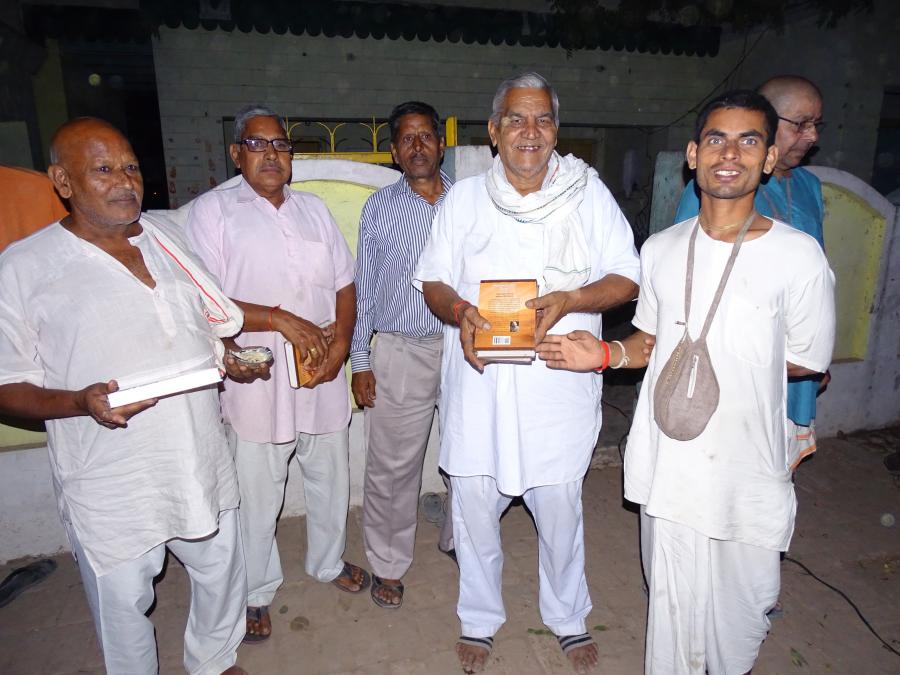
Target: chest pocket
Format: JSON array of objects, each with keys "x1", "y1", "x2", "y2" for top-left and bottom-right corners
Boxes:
[
  {"x1": 461, "y1": 236, "x2": 498, "y2": 285},
  {"x1": 295, "y1": 240, "x2": 335, "y2": 290},
  {"x1": 722, "y1": 293, "x2": 779, "y2": 367}
]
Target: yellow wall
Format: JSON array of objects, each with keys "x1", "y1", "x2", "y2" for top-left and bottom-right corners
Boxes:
[{"x1": 821, "y1": 183, "x2": 886, "y2": 361}]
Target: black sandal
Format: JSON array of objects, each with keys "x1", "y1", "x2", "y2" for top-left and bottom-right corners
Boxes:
[
  {"x1": 370, "y1": 575, "x2": 404, "y2": 609},
  {"x1": 243, "y1": 605, "x2": 271, "y2": 643}
]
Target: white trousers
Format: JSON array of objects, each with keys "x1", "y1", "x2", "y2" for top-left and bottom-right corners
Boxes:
[
  {"x1": 641, "y1": 508, "x2": 780, "y2": 675},
  {"x1": 69, "y1": 508, "x2": 246, "y2": 675},
  {"x1": 230, "y1": 427, "x2": 349, "y2": 607},
  {"x1": 451, "y1": 475, "x2": 591, "y2": 638}
]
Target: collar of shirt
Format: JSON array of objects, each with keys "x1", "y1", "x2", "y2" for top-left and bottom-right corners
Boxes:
[
  {"x1": 236, "y1": 177, "x2": 294, "y2": 206},
  {"x1": 393, "y1": 169, "x2": 452, "y2": 205}
]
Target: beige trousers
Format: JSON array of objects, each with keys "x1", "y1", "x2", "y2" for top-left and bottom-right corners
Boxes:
[{"x1": 362, "y1": 332, "x2": 447, "y2": 578}]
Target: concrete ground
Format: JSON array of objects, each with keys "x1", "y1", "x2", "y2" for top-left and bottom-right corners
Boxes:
[{"x1": 0, "y1": 407, "x2": 898, "y2": 674}]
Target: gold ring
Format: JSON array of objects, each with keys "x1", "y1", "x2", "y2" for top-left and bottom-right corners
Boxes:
[{"x1": 309, "y1": 347, "x2": 318, "y2": 355}]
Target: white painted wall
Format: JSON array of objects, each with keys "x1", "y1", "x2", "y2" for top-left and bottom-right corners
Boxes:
[
  {"x1": 151, "y1": 24, "x2": 733, "y2": 206},
  {"x1": 151, "y1": 3, "x2": 900, "y2": 209},
  {"x1": 0, "y1": 410, "x2": 443, "y2": 564}
]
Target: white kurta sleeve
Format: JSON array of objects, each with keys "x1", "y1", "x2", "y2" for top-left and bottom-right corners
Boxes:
[
  {"x1": 183, "y1": 194, "x2": 227, "y2": 285},
  {"x1": 0, "y1": 259, "x2": 44, "y2": 387},
  {"x1": 632, "y1": 238, "x2": 659, "y2": 336},
  {"x1": 784, "y1": 247, "x2": 835, "y2": 373},
  {"x1": 413, "y1": 185, "x2": 457, "y2": 291},
  {"x1": 592, "y1": 179, "x2": 641, "y2": 284}
]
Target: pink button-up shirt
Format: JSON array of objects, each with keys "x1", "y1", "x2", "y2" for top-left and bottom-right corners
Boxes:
[{"x1": 186, "y1": 179, "x2": 354, "y2": 442}]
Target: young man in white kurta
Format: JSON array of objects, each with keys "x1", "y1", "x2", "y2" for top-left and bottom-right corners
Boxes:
[
  {"x1": 626, "y1": 216, "x2": 834, "y2": 673},
  {"x1": 625, "y1": 95, "x2": 835, "y2": 675},
  {"x1": 415, "y1": 148, "x2": 639, "y2": 647}
]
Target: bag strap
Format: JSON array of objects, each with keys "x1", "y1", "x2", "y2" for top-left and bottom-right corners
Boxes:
[{"x1": 685, "y1": 210, "x2": 756, "y2": 340}]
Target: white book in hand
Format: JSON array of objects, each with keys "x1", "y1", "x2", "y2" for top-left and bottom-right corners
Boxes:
[{"x1": 106, "y1": 367, "x2": 222, "y2": 408}]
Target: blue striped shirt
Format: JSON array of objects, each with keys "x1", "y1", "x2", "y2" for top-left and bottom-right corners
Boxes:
[{"x1": 350, "y1": 172, "x2": 452, "y2": 372}]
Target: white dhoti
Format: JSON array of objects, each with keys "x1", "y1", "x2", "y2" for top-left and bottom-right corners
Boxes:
[
  {"x1": 69, "y1": 508, "x2": 246, "y2": 675},
  {"x1": 641, "y1": 508, "x2": 780, "y2": 675},
  {"x1": 451, "y1": 475, "x2": 591, "y2": 638},
  {"x1": 230, "y1": 427, "x2": 349, "y2": 607}
]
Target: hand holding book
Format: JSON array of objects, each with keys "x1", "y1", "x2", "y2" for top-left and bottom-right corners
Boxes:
[{"x1": 473, "y1": 280, "x2": 538, "y2": 365}]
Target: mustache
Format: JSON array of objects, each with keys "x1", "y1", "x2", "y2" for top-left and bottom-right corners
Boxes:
[{"x1": 110, "y1": 189, "x2": 140, "y2": 201}]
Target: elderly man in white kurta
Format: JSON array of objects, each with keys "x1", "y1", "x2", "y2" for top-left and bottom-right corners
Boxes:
[
  {"x1": 185, "y1": 105, "x2": 367, "y2": 644},
  {"x1": 0, "y1": 118, "x2": 247, "y2": 675},
  {"x1": 415, "y1": 73, "x2": 640, "y2": 675}
]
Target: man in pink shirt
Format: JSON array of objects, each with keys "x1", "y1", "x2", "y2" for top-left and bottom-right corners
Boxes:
[{"x1": 185, "y1": 105, "x2": 369, "y2": 643}]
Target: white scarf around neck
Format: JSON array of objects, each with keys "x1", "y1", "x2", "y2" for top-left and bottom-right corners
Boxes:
[{"x1": 485, "y1": 151, "x2": 593, "y2": 293}]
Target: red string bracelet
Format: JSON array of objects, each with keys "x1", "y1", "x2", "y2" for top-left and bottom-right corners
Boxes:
[
  {"x1": 593, "y1": 340, "x2": 611, "y2": 373},
  {"x1": 452, "y1": 300, "x2": 471, "y2": 324},
  {"x1": 268, "y1": 304, "x2": 281, "y2": 331}
]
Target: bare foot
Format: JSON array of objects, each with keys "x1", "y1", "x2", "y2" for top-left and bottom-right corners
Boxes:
[
  {"x1": 566, "y1": 642, "x2": 599, "y2": 674},
  {"x1": 456, "y1": 637, "x2": 493, "y2": 673}
]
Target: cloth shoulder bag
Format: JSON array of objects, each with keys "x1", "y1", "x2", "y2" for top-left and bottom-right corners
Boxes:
[{"x1": 653, "y1": 212, "x2": 755, "y2": 441}]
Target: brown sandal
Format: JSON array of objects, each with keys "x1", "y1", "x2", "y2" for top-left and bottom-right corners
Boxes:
[{"x1": 331, "y1": 561, "x2": 371, "y2": 594}]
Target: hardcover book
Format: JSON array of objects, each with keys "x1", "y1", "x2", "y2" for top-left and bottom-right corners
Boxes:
[
  {"x1": 284, "y1": 342, "x2": 315, "y2": 388},
  {"x1": 473, "y1": 279, "x2": 537, "y2": 363},
  {"x1": 106, "y1": 367, "x2": 222, "y2": 407}
]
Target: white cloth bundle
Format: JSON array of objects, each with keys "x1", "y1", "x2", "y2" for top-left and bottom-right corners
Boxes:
[{"x1": 485, "y1": 151, "x2": 593, "y2": 293}]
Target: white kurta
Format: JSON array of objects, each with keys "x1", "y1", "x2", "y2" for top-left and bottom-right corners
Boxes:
[
  {"x1": 626, "y1": 217, "x2": 835, "y2": 551},
  {"x1": 0, "y1": 222, "x2": 240, "y2": 576},
  {"x1": 414, "y1": 173, "x2": 640, "y2": 495}
]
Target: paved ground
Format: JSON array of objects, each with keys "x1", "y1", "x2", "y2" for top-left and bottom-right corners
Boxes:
[{"x1": 0, "y1": 411, "x2": 897, "y2": 674}]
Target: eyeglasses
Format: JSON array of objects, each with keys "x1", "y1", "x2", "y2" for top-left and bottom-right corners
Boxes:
[
  {"x1": 777, "y1": 116, "x2": 826, "y2": 134},
  {"x1": 239, "y1": 138, "x2": 293, "y2": 153}
]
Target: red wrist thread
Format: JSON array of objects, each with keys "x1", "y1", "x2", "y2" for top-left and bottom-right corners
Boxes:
[
  {"x1": 268, "y1": 304, "x2": 281, "y2": 331},
  {"x1": 452, "y1": 300, "x2": 471, "y2": 324},
  {"x1": 593, "y1": 340, "x2": 611, "y2": 373}
]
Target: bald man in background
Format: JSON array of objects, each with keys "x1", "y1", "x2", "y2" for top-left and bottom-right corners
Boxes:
[{"x1": 676, "y1": 75, "x2": 828, "y2": 474}]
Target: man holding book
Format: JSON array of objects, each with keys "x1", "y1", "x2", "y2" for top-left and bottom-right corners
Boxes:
[
  {"x1": 350, "y1": 101, "x2": 456, "y2": 610},
  {"x1": 537, "y1": 91, "x2": 835, "y2": 673},
  {"x1": 415, "y1": 73, "x2": 640, "y2": 674},
  {"x1": 185, "y1": 104, "x2": 368, "y2": 643},
  {"x1": 0, "y1": 118, "x2": 249, "y2": 674}
]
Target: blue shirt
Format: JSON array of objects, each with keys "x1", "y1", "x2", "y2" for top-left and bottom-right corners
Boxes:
[
  {"x1": 673, "y1": 167, "x2": 825, "y2": 425},
  {"x1": 350, "y1": 172, "x2": 452, "y2": 372}
]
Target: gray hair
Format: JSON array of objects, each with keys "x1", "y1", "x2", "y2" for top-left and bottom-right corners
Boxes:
[
  {"x1": 490, "y1": 72, "x2": 560, "y2": 126},
  {"x1": 233, "y1": 104, "x2": 283, "y2": 143}
]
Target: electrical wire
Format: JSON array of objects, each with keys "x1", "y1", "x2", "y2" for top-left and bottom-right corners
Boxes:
[
  {"x1": 601, "y1": 398, "x2": 631, "y2": 421},
  {"x1": 648, "y1": 27, "x2": 769, "y2": 135},
  {"x1": 784, "y1": 555, "x2": 900, "y2": 658}
]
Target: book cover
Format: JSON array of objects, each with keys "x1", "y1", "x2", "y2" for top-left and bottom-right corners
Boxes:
[
  {"x1": 284, "y1": 342, "x2": 314, "y2": 388},
  {"x1": 107, "y1": 367, "x2": 222, "y2": 407},
  {"x1": 473, "y1": 279, "x2": 537, "y2": 362}
]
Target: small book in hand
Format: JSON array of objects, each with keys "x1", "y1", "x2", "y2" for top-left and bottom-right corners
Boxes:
[
  {"x1": 284, "y1": 342, "x2": 314, "y2": 388},
  {"x1": 473, "y1": 279, "x2": 537, "y2": 363}
]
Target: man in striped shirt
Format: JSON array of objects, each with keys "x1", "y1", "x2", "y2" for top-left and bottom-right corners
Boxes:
[{"x1": 350, "y1": 101, "x2": 453, "y2": 610}]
